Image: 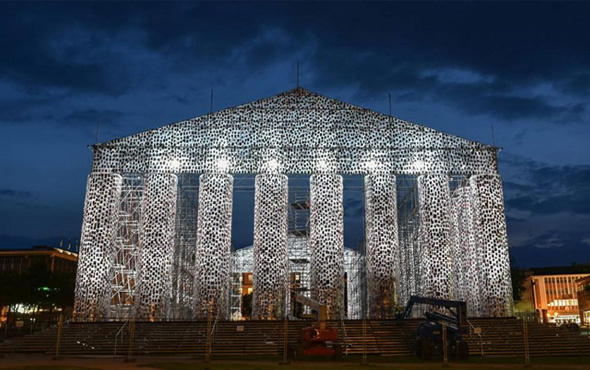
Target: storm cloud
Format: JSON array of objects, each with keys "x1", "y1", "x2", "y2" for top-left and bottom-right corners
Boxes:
[{"x1": 1, "y1": 2, "x2": 589, "y2": 266}]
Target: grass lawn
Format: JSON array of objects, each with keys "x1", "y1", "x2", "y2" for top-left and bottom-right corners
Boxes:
[
  {"x1": 141, "y1": 364, "x2": 590, "y2": 370},
  {"x1": 3, "y1": 356, "x2": 590, "y2": 370},
  {"x1": 2, "y1": 367, "x2": 99, "y2": 370},
  {"x1": 141, "y1": 356, "x2": 590, "y2": 370}
]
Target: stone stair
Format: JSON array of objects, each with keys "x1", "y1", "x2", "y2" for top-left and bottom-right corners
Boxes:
[
  {"x1": 466, "y1": 318, "x2": 590, "y2": 357},
  {"x1": 1, "y1": 318, "x2": 589, "y2": 357}
]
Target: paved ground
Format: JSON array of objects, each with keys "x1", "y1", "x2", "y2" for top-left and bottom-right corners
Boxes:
[{"x1": 1, "y1": 354, "x2": 590, "y2": 370}]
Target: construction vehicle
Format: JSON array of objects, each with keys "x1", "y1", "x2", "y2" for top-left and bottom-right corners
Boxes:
[
  {"x1": 294, "y1": 295, "x2": 342, "y2": 358},
  {"x1": 399, "y1": 296, "x2": 469, "y2": 360}
]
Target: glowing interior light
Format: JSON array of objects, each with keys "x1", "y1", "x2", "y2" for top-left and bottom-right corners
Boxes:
[
  {"x1": 366, "y1": 160, "x2": 378, "y2": 170},
  {"x1": 217, "y1": 158, "x2": 230, "y2": 171},
  {"x1": 414, "y1": 160, "x2": 426, "y2": 171},
  {"x1": 267, "y1": 159, "x2": 280, "y2": 171},
  {"x1": 318, "y1": 159, "x2": 329, "y2": 170},
  {"x1": 169, "y1": 159, "x2": 181, "y2": 170}
]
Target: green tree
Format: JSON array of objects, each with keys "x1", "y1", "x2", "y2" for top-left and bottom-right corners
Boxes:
[
  {"x1": 0, "y1": 270, "x2": 26, "y2": 330},
  {"x1": 21, "y1": 262, "x2": 53, "y2": 309},
  {"x1": 510, "y1": 252, "x2": 526, "y2": 303},
  {"x1": 0, "y1": 262, "x2": 76, "y2": 324},
  {"x1": 49, "y1": 271, "x2": 76, "y2": 310}
]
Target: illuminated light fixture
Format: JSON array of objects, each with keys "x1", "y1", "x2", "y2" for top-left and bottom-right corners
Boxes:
[
  {"x1": 317, "y1": 159, "x2": 329, "y2": 171},
  {"x1": 216, "y1": 158, "x2": 230, "y2": 171},
  {"x1": 366, "y1": 160, "x2": 379, "y2": 171},
  {"x1": 414, "y1": 160, "x2": 426, "y2": 171},
  {"x1": 267, "y1": 159, "x2": 280, "y2": 171},
  {"x1": 169, "y1": 159, "x2": 181, "y2": 170}
]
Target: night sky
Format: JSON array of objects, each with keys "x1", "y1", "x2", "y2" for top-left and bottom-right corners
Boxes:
[{"x1": 1, "y1": 2, "x2": 589, "y2": 268}]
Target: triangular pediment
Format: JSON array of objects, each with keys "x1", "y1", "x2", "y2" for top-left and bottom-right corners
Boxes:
[{"x1": 100, "y1": 87, "x2": 489, "y2": 150}]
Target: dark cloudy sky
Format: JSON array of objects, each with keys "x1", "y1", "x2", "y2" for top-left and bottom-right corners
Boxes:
[{"x1": 1, "y1": 1, "x2": 589, "y2": 267}]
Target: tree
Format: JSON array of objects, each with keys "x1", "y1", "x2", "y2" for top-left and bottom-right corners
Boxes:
[
  {"x1": 0, "y1": 270, "x2": 25, "y2": 307},
  {"x1": 20, "y1": 262, "x2": 54, "y2": 310},
  {"x1": 49, "y1": 271, "x2": 76, "y2": 310},
  {"x1": 510, "y1": 252, "x2": 527, "y2": 303},
  {"x1": 0, "y1": 269, "x2": 26, "y2": 330},
  {"x1": 0, "y1": 261, "x2": 76, "y2": 326}
]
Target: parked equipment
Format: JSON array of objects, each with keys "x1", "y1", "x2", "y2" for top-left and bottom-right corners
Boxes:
[
  {"x1": 294, "y1": 295, "x2": 342, "y2": 358},
  {"x1": 399, "y1": 296, "x2": 469, "y2": 360}
]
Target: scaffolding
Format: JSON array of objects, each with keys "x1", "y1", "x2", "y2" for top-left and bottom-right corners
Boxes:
[
  {"x1": 230, "y1": 247, "x2": 253, "y2": 320},
  {"x1": 228, "y1": 175, "x2": 367, "y2": 320},
  {"x1": 228, "y1": 262, "x2": 243, "y2": 320},
  {"x1": 105, "y1": 173, "x2": 427, "y2": 321},
  {"x1": 344, "y1": 243, "x2": 366, "y2": 319},
  {"x1": 110, "y1": 175, "x2": 143, "y2": 320},
  {"x1": 170, "y1": 173, "x2": 200, "y2": 319},
  {"x1": 287, "y1": 179, "x2": 312, "y2": 317},
  {"x1": 396, "y1": 175, "x2": 472, "y2": 318}
]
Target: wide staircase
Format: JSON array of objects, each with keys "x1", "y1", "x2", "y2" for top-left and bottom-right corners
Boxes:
[
  {"x1": 466, "y1": 318, "x2": 590, "y2": 356},
  {"x1": 1, "y1": 318, "x2": 590, "y2": 357}
]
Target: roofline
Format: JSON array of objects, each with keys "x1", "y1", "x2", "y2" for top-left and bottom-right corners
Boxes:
[
  {"x1": 0, "y1": 247, "x2": 78, "y2": 260},
  {"x1": 95, "y1": 87, "x2": 305, "y2": 147},
  {"x1": 527, "y1": 273, "x2": 590, "y2": 278},
  {"x1": 92, "y1": 86, "x2": 496, "y2": 150}
]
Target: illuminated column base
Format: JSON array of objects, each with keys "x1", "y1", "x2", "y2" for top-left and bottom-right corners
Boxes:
[
  {"x1": 470, "y1": 174, "x2": 513, "y2": 317},
  {"x1": 252, "y1": 174, "x2": 289, "y2": 320},
  {"x1": 136, "y1": 173, "x2": 178, "y2": 321},
  {"x1": 74, "y1": 173, "x2": 122, "y2": 321},
  {"x1": 417, "y1": 174, "x2": 452, "y2": 299},
  {"x1": 450, "y1": 185, "x2": 482, "y2": 316},
  {"x1": 310, "y1": 174, "x2": 344, "y2": 319},
  {"x1": 194, "y1": 173, "x2": 233, "y2": 320},
  {"x1": 364, "y1": 173, "x2": 398, "y2": 318}
]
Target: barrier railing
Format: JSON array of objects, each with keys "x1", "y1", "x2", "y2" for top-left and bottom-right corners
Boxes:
[
  {"x1": 467, "y1": 319, "x2": 484, "y2": 356},
  {"x1": 113, "y1": 319, "x2": 129, "y2": 355}
]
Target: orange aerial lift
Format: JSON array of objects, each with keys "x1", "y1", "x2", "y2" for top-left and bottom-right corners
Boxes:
[{"x1": 294, "y1": 295, "x2": 342, "y2": 358}]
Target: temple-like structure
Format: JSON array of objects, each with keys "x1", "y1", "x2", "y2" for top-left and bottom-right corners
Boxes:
[{"x1": 73, "y1": 87, "x2": 513, "y2": 321}]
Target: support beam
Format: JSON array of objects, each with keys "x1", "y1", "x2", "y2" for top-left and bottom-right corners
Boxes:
[
  {"x1": 194, "y1": 173, "x2": 234, "y2": 319},
  {"x1": 309, "y1": 174, "x2": 344, "y2": 319},
  {"x1": 470, "y1": 174, "x2": 514, "y2": 317},
  {"x1": 74, "y1": 173, "x2": 122, "y2": 321},
  {"x1": 417, "y1": 174, "x2": 452, "y2": 299},
  {"x1": 364, "y1": 173, "x2": 399, "y2": 318},
  {"x1": 136, "y1": 173, "x2": 178, "y2": 320},
  {"x1": 252, "y1": 174, "x2": 289, "y2": 320}
]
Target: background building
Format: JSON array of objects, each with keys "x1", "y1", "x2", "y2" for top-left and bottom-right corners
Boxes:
[
  {"x1": 0, "y1": 246, "x2": 77, "y2": 274},
  {"x1": 515, "y1": 266, "x2": 590, "y2": 324},
  {"x1": 0, "y1": 246, "x2": 78, "y2": 333},
  {"x1": 577, "y1": 276, "x2": 590, "y2": 326}
]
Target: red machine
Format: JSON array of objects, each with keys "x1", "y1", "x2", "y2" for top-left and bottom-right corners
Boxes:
[
  {"x1": 295, "y1": 295, "x2": 342, "y2": 358},
  {"x1": 300, "y1": 326, "x2": 341, "y2": 356}
]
